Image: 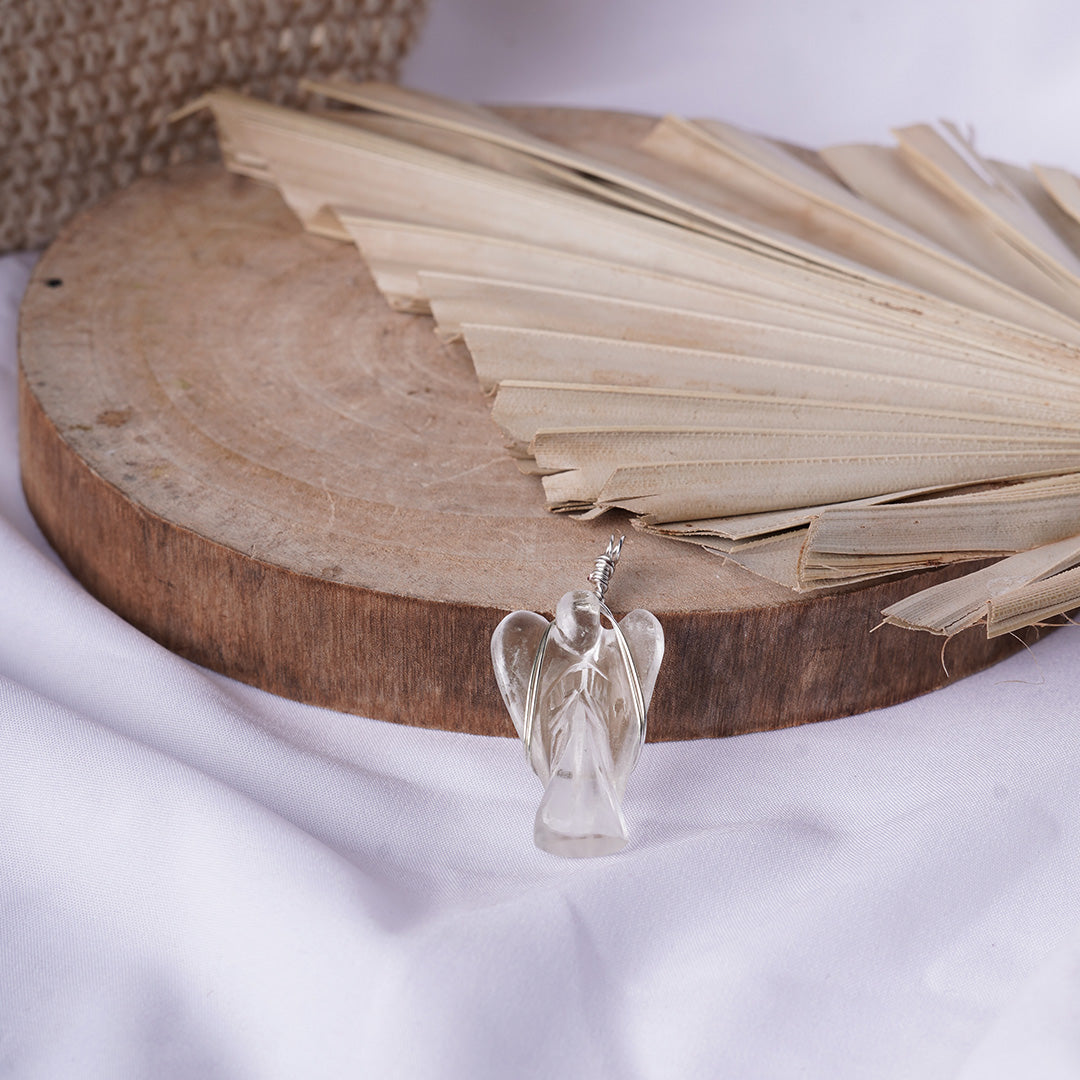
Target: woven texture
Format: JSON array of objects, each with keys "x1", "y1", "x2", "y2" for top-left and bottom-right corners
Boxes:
[{"x1": 0, "y1": 0, "x2": 428, "y2": 252}]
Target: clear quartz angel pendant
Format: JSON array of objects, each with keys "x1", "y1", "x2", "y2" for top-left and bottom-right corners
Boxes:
[{"x1": 491, "y1": 537, "x2": 664, "y2": 857}]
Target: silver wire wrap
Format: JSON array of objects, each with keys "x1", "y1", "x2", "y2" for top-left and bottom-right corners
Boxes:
[
  {"x1": 521, "y1": 620, "x2": 554, "y2": 759},
  {"x1": 587, "y1": 535, "x2": 624, "y2": 602},
  {"x1": 521, "y1": 537, "x2": 647, "y2": 762}
]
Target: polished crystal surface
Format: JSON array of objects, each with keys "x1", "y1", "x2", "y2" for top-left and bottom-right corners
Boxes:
[{"x1": 492, "y1": 589, "x2": 664, "y2": 857}]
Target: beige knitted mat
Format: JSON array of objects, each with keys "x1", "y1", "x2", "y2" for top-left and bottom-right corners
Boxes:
[{"x1": 0, "y1": 0, "x2": 428, "y2": 252}]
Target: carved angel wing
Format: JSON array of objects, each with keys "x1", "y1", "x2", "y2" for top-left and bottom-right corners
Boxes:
[
  {"x1": 617, "y1": 608, "x2": 665, "y2": 714},
  {"x1": 490, "y1": 609, "x2": 551, "y2": 741}
]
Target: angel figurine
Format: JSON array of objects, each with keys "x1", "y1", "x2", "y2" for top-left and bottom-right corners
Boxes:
[{"x1": 491, "y1": 537, "x2": 664, "y2": 857}]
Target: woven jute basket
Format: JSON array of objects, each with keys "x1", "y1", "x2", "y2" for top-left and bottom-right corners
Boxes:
[{"x1": 0, "y1": 0, "x2": 429, "y2": 252}]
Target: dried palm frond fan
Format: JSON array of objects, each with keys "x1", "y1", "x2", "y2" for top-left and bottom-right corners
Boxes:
[{"x1": 190, "y1": 81, "x2": 1080, "y2": 641}]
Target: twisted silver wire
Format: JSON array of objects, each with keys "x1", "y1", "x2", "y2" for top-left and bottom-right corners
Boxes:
[{"x1": 587, "y1": 534, "x2": 624, "y2": 602}]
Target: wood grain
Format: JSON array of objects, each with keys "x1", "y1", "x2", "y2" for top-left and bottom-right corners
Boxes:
[{"x1": 17, "y1": 109, "x2": 1035, "y2": 739}]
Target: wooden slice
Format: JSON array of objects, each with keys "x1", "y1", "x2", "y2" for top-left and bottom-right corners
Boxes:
[{"x1": 17, "y1": 108, "x2": 1035, "y2": 740}]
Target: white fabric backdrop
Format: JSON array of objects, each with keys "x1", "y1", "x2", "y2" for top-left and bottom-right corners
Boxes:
[{"x1": 5, "y1": 4, "x2": 1080, "y2": 1077}]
